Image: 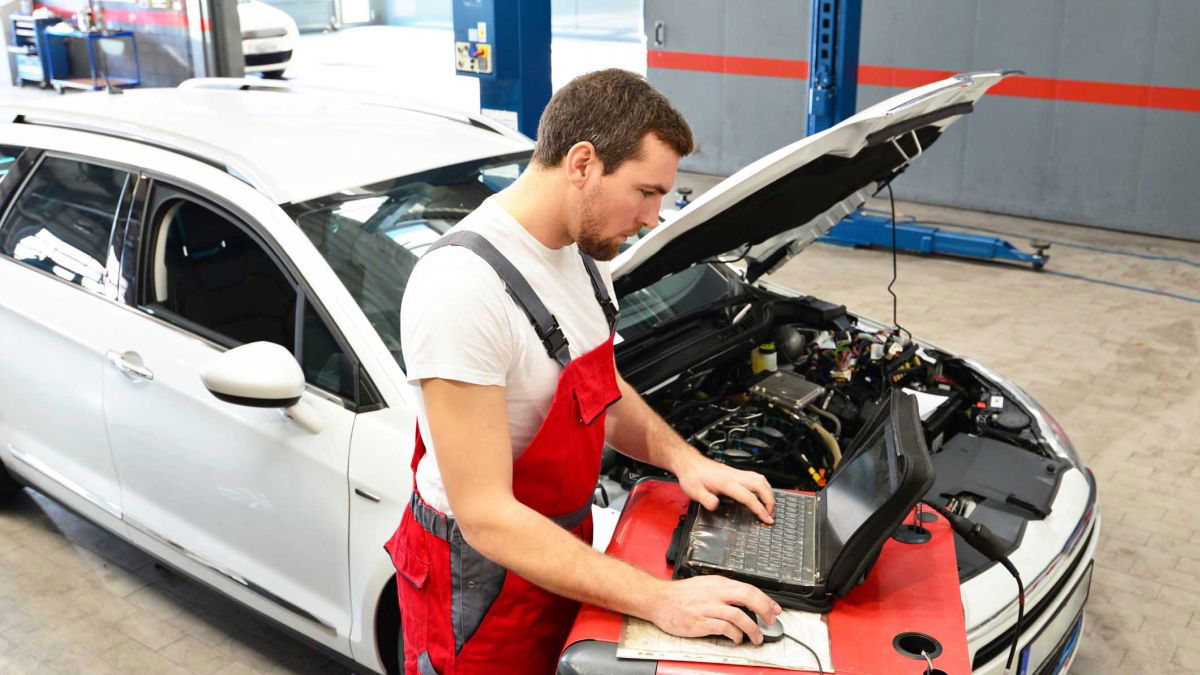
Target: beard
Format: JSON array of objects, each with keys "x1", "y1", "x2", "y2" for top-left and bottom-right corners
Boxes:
[{"x1": 575, "y1": 189, "x2": 622, "y2": 261}]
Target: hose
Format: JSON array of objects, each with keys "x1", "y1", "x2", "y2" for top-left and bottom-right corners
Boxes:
[
  {"x1": 805, "y1": 404, "x2": 842, "y2": 438},
  {"x1": 808, "y1": 420, "x2": 842, "y2": 467}
]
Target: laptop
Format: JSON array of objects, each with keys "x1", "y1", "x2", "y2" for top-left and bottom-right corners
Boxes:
[{"x1": 671, "y1": 391, "x2": 935, "y2": 612}]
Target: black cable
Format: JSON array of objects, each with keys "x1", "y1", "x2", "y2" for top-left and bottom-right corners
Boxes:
[
  {"x1": 702, "y1": 242, "x2": 753, "y2": 264},
  {"x1": 999, "y1": 558, "x2": 1026, "y2": 671},
  {"x1": 922, "y1": 500, "x2": 1025, "y2": 671},
  {"x1": 885, "y1": 183, "x2": 910, "y2": 340},
  {"x1": 782, "y1": 632, "x2": 826, "y2": 674}
]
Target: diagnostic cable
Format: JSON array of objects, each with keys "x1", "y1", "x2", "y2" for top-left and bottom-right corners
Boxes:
[
  {"x1": 780, "y1": 632, "x2": 826, "y2": 674},
  {"x1": 922, "y1": 500, "x2": 1025, "y2": 673}
]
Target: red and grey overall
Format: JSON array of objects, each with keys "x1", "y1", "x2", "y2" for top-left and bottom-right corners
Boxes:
[{"x1": 385, "y1": 231, "x2": 621, "y2": 674}]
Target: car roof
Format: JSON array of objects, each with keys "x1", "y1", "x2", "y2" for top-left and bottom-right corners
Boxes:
[{"x1": 0, "y1": 86, "x2": 534, "y2": 205}]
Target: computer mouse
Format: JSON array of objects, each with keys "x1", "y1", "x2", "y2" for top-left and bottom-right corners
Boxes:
[{"x1": 740, "y1": 607, "x2": 785, "y2": 643}]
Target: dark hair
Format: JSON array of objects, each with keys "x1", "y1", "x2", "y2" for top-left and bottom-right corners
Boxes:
[{"x1": 532, "y1": 69, "x2": 694, "y2": 174}]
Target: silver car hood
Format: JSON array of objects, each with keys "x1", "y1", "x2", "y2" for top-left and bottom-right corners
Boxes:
[{"x1": 611, "y1": 71, "x2": 1015, "y2": 296}]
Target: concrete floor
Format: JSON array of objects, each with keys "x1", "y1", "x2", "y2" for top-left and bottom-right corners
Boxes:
[{"x1": 2, "y1": 23, "x2": 1199, "y2": 675}]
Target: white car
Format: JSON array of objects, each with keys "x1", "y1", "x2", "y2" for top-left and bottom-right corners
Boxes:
[
  {"x1": 0, "y1": 74, "x2": 1096, "y2": 675},
  {"x1": 238, "y1": 0, "x2": 299, "y2": 78}
]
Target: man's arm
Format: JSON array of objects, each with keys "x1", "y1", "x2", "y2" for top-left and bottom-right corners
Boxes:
[
  {"x1": 422, "y1": 377, "x2": 782, "y2": 644},
  {"x1": 605, "y1": 373, "x2": 776, "y2": 523}
]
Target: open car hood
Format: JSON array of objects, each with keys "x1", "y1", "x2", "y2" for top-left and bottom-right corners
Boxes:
[{"x1": 611, "y1": 71, "x2": 1015, "y2": 296}]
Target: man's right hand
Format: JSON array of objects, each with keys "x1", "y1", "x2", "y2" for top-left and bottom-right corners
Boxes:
[{"x1": 646, "y1": 576, "x2": 783, "y2": 645}]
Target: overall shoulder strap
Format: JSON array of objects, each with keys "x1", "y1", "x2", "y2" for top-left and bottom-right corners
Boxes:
[
  {"x1": 425, "y1": 230, "x2": 571, "y2": 368},
  {"x1": 578, "y1": 254, "x2": 619, "y2": 334}
]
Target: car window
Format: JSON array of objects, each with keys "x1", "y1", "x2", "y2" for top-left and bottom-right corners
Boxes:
[
  {"x1": 147, "y1": 198, "x2": 299, "y2": 351},
  {"x1": 0, "y1": 145, "x2": 25, "y2": 185},
  {"x1": 0, "y1": 155, "x2": 131, "y2": 293},
  {"x1": 285, "y1": 153, "x2": 529, "y2": 371},
  {"x1": 145, "y1": 194, "x2": 356, "y2": 401},
  {"x1": 301, "y1": 299, "x2": 355, "y2": 400}
]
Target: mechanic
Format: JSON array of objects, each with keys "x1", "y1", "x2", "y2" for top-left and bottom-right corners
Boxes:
[{"x1": 386, "y1": 69, "x2": 781, "y2": 675}]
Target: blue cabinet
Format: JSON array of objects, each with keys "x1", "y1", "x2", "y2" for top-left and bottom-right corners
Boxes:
[{"x1": 7, "y1": 15, "x2": 67, "y2": 87}]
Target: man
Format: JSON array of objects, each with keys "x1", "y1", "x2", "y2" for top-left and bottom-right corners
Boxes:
[{"x1": 387, "y1": 69, "x2": 781, "y2": 675}]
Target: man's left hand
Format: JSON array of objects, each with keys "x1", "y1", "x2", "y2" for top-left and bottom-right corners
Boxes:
[{"x1": 675, "y1": 454, "x2": 776, "y2": 524}]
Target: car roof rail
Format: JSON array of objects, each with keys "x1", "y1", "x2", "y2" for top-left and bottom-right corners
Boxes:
[
  {"x1": 8, "y1": 109, "x2": 270, "y2": 196},
  {"x1": 178, "y1": 77, "x2": 531, "y2": 143}
]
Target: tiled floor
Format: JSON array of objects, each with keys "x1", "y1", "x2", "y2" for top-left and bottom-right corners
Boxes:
[{"x1": 2, "y1": 23, "x2": 1199, "y2": 675}]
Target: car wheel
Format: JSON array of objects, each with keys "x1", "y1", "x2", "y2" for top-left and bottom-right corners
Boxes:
[
  {"x1": 0, "y1": 462, "x2": 23, "y2": 500},
  {"x1": 377, "y1": 577, "x2": 403, "y2": 674},
  {"x1": 395, "y1": 623, "x2": 404, "y2": 674}
]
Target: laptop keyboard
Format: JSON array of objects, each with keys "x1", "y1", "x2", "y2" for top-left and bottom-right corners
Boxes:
[{"x1": 722, "y1": 491, "x2": 817, "y2": 583}]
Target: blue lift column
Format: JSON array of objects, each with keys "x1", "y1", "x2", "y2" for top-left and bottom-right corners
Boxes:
[
  {"x1": 452, "y1": 0, "x2": 551, "y2": 140},
  {"x1": 806, "y1": 0, "x2": 861, "y2": 135},
  {"x1": 808, "y1": 0, "x2": 1048, "y2": 269}
]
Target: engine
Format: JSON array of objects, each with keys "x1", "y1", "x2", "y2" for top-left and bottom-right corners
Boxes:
[
  {"x1": 603, "y1": 294, "x2": 1066, "y2": 580},
  {"x1": 664, "y1": 370, "x2": 836, "y2": 490}
]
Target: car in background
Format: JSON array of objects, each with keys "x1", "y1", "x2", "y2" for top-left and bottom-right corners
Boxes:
[
  {"x1": 0, "y1": 73, "x2": 1096, "y2": 675},
  {"x1": 238, "y1": 0, "x2": 298, "y2": 78}
]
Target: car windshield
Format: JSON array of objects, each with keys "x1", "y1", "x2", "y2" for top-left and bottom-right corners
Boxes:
[
  {"x1": 286, "y1": 154, "x2": 742, "y2": 371},
  {"x1": 612, "y1": 263, "x2": 743, "y2": 343}
]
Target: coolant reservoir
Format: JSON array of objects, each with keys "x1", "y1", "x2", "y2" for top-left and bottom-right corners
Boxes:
[{"x1": 751, "y1": 342, "x2": 778, "y2": 374}]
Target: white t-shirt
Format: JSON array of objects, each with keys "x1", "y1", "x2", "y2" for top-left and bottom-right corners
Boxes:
[{"x1": 400, "y1": 196, "x2": 618, "y2": 515}]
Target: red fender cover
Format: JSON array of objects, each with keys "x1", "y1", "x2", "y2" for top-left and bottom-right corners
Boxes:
[{"x1": 563, "y1": 480, "x2": 971, "y2": 674}]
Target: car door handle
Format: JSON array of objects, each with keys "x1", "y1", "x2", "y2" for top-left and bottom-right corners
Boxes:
[{"x1": 106, "y1": 350, "x2": 154, "y2": 381}]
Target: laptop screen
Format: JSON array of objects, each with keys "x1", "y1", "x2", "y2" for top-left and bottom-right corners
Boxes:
[{"x1": 822, "y1": 413, "x2": 900, "y2": 555}]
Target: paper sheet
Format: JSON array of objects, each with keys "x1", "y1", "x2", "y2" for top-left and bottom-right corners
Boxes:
[
  {"x1": 590, "y1": 505, "x2": 621, "y2": 552},
  {"x1": 902, "y1": 388, "x2": 951, "y2": 420},
  {"x1": 617, "y1": 610, "x2": 833, "y2": 672}
]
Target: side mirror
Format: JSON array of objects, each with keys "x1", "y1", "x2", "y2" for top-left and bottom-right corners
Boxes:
[{"x1": 201, "y1": 342, "x2": 305, "y2": 408}]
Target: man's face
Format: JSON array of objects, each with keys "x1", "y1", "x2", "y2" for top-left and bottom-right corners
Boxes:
[{"x1": 575, "y1": 133, "x2": 680, "y2": 261}]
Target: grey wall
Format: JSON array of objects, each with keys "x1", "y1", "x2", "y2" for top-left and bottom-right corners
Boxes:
[
  {"x1": 645, "y1": 0, "x2": 812, "y2": 176},
  {"x1": 646, "y1": 0, "x2": 1200, "y2": 241}
]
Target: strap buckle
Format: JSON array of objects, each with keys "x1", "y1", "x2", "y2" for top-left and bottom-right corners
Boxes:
[
  {"x1": 600, "y1": 300, "x2": 619, "y2": 332},
  {"x1": 536, "y1": 318, "x2": 568, "y2": 357}
]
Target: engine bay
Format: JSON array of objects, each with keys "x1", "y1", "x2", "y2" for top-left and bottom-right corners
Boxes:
[{"x1": 608, "y1": 290, "x2": 1069, "y2": 579}]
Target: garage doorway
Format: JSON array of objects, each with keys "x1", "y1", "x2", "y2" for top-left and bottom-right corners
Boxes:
[{"x1": 339, "y1": 0, "x2": 372, "y2": 25}]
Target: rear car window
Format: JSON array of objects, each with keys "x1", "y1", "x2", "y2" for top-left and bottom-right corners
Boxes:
[{"x1": 0, "y1": 156, "x2": 130, "y2": 292}]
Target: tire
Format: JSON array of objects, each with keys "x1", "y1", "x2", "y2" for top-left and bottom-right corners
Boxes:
[
  {"x1": 395, "y1": 624, "x2": 404, "y2": 675},
  {"x1": 377, "y1": 577, "x2": 403, "y2": 674},
  {"x1": 0, "y1": 462, "x2": 23, "y2": 501}
]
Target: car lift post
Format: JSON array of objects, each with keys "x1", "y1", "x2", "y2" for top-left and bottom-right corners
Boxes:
[
  {"x1": 807, "y1": 0, "x2": 1048, "y2": 270},
  {"x1": 450, "y1": 0, "x2": 551, "y2": 140}
]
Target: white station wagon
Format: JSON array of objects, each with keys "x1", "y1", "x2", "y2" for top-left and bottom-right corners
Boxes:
[{"x1": 0, "y1": 74, "x2": 1096, "y2": 675}]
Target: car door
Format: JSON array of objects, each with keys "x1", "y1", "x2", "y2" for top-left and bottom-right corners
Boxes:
[
  {"x1": 100, "y1": 178, "x2": 360, "y2": 648},
  {"x1": 0, "y1": 149, "x2": 133, "y2": 533}
]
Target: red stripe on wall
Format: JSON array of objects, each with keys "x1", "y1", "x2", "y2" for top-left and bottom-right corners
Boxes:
[
  {"x1": 649, "y1": 50, "x2": 1200, "y2": 113},
  {"x1": 648, "y1": 50, "x2": 808, "y2": 79}
]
